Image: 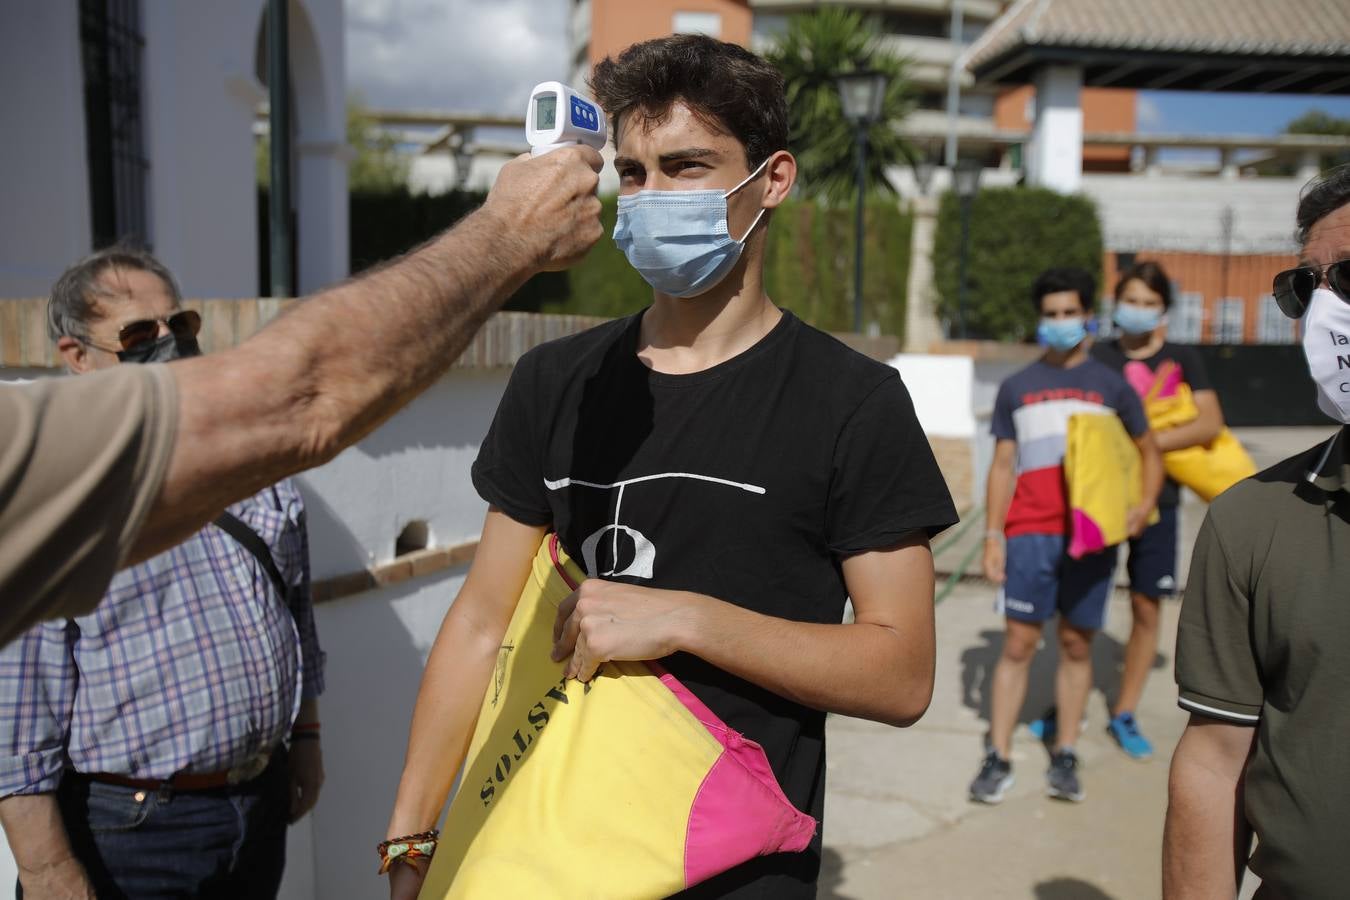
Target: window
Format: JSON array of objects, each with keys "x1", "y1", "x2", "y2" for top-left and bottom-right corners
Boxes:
[
  {"x1": 1170, "y1": 292, "x2": 1204, "y2": 344},
  {"x1": 673, "y1": 11, "x2": 721, "y2": 37},
  {"x1": 79, "y1": 0, "x2": 150, "y2": 249},
  {"x1": 1215, "y1": 297, "x2": 1246, "y2": 345},
  {"x1": 1257, "y1": 294, "x2": 1296, "y2": 344}
]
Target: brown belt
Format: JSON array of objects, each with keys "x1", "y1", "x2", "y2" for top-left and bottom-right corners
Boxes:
[{"x1": 79, "y1": 751, "x2": 272, "y2": 793}]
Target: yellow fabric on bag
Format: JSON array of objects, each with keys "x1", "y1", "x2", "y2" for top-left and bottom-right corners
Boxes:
[
  {"x1": 420, "y1": 539, "x2": 727, "y2": 900},
  {"x1": 1064, "y1": 412, "x2": 1158, "y2": 558},
  {"x1": 1162, "y1": 430, "x2": 1257, "y2": 502},
  {"x1": 1143, "y1": 363, "x2": 1256, "y2": 502}
]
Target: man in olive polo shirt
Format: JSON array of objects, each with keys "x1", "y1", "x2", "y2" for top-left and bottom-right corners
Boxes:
[{"x1": 1163, "y1": 164, "x2": 1350, "y2": 899}]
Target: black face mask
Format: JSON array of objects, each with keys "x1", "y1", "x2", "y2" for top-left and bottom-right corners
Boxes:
[{"x1": 117, "y1": 334, "x2": 202, "y2": 364}]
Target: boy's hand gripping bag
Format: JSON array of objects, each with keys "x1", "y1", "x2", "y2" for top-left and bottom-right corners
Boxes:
[
  {"x1": 419, "y1": 534, "x2": 817, "y2": 899},
  {"x1": 1141, "y1": 361, "x2": 1256, "y2": 503},
  {"x1": 1064, "y1": 412, "x2": 1158, "y2": 559}
]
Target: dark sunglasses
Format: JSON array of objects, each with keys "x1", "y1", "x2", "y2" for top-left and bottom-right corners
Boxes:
[
  {"x1": 1272, "y1": 259, "x2": 1350, "y2": 319},
  {"x1": 114, "y1": 309, "x2": 202, "y2": 351}
]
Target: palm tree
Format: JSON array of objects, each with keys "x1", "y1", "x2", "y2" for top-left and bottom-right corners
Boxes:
[{"x1": 766, "y1": 7, "x2": 914, "y2": 204}]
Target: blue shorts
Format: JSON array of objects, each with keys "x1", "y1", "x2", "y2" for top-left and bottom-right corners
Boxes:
[
  {"x1": 1125, "y1": 505, "x2": 1178, "y2": 598},
  {"x1": 1000, "y1": 533, "x2": 1118, "y2": 631}
]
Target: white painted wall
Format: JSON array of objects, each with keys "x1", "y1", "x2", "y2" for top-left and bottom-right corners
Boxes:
[
  {"x1": 0, "y1": 0, "x2": 346, "y2": 300},
  {"x1": 0, "y1": 4, "x2": 93, "y2": 296},
  {"x1": 889, "y1": 353, "x2": 976, "y2": 438},
  {"x1": 1080, "y1": 173, "x2": 1303, "y2": 255}
]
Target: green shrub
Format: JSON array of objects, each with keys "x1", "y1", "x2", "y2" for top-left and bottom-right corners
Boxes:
[{"x1": 932, "y1": 187, "x2": 1102, "y2": 341}]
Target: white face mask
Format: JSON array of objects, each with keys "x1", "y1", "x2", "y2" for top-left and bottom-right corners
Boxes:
[{"x1": 1300, "y1": 288, "x2": 1350, "y2": 423}]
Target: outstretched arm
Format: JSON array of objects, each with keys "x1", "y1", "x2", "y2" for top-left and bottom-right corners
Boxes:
[{"x1": 132, "y1": 148, "x2": 602, "y2": 564}]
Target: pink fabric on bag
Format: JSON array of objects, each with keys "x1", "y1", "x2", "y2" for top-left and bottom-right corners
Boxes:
[
  {"x1": 652, "y1": 663, "x2": 817, "y2": 888},
  {"x1": 549, "y1": 536, "x2": 817, "y2": 889},
  {"x1": 1068, "y1": 508, "x2": 1107, "y2": 559}
]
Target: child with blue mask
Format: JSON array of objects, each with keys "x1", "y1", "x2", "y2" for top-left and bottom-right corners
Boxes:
[
  {"x1": 972, "y1": 266, "x2": 1163, "y2": 808},
  {"x1": 1088, "y1": 260, "x2": 1229, "y2": 762}
]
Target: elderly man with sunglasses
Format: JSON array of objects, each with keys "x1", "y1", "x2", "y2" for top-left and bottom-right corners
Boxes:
[
  {"x1": 0, "y1": 248, "x2": 325, "y2": 899},
  {"x1": 1164, "y1": 163, "x2": 1350, "y2": 900}
]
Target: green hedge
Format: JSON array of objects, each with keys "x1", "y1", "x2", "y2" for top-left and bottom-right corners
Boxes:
[
  {"x1": 555, "y1": 196, "x2": 913, "y2": 338},
  {"x1": 932, "y1": 186, "x2": 1102, "y2": 341}
]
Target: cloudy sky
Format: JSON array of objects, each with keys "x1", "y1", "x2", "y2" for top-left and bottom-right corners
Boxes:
[{"x1": 346, "y1": 0, "x2": 568, "y2": 115}]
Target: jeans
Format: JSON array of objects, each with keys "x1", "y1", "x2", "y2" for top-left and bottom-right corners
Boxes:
[{"x1": 18, "y1": 750, "x2": 289, "y2": 900}]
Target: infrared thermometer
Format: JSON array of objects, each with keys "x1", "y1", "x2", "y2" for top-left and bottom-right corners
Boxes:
[{"x1": 526, "y1": 81, "x2": 606, "y2": 156}]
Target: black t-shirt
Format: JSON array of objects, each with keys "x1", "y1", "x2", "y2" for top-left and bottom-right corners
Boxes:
[
  {"x1": 1089, "y1": 339, "x2": 1214, "y2": 507},
  {"x1": 472, "y1": 309, "x2": 958, "y2": 898}
]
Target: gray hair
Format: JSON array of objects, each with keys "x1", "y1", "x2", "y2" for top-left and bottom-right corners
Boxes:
[
  {"x1": 1296, "y1": 163, "x2": 1350, "y2": 247},
  {"x1": 47, "y1": 245, "x2": 183, "y2": 341}
]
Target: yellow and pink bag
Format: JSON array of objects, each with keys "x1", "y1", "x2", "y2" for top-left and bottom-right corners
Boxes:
[
  {"x1": 419, "y1": 535, "x2": 816, "y2": 899},
  {"x1": 1064, "y1": 412, "x2": 1157, "y2": 559}
]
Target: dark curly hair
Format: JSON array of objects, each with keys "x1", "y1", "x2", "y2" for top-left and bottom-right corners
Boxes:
[
  {"x1": 1031, "y1": 267, "x2": 1098, "y2": 313},
  {"x1": 588, "y1": 33, "x2": 788, "y2": 169},
  {"x1": 1295, "y1": 163, "x2": 1350, "y2": 246}
]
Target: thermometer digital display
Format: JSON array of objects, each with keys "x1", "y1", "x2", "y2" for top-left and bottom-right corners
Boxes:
[{"x1": 526, "y1": 81, "x2": 606, "y2": 156}]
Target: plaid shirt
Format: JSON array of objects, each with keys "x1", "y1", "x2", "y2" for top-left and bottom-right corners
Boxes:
[{"x1": 0, "y1": 479, "x2": 325, "y2": 796}]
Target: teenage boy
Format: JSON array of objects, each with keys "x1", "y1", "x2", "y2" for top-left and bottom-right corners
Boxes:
[
  {"x1": 971, "y1": 268, "x2": 1162, "y2": 805},
  {"x1": 384, "y1": 35, "x2": 957, "y2": 899}
]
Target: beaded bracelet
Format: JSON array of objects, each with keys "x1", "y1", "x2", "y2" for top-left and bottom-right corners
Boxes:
[{"x1": 377, "y1": 830, "x2": 440, "y2": 874}]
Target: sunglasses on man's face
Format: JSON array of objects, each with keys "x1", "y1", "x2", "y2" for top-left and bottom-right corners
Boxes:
[
  {"x1": 1272, "y1": 259, "x2": 1350, "y2": 319},
  {"x1": 115, "y1": 309, "x2": 202, "y2": 351}
]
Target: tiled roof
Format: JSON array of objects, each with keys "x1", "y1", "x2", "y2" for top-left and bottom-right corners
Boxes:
[{"x1": 969, "y1": 0, "x2": 1350, "y2": 75}]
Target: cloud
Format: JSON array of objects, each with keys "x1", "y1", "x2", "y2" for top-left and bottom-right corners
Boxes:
[
  {"x1": 345, "y1": 0, "x2": 567, "y2": 114},
  {"x1": 1136, "y1": 94, "x2": 1164, "y2": 132}
]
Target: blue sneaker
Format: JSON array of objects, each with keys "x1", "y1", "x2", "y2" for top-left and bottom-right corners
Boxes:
[
  {"x1": 1027, "y1": 707, "x2": 1057, "y2": 741},
  {"x1": 1107, "y1": 712, "x2": 1154, "y2": 760}
]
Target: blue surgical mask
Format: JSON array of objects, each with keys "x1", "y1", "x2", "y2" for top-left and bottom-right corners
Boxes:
[
  {"x1": 613, "y1": 158, "x2": 770, "y2": 298},
  {"x1": 1113, "y1": 303, "x2": 1163, "y2": 336},
  {"x1": 1037, "y1": 317, "x2": 1087, "y2": 351}
]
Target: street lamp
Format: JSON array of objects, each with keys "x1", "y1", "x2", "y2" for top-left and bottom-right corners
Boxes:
[
  {"x1": 452, "y1": 130, "x2": 475, "y2": 191},
  {"x1": 953, "y1": 157, "x2": 982, "y2": 340},
  {"x1": 835, "y1": 69, "x2": 890, "y2": 334}
]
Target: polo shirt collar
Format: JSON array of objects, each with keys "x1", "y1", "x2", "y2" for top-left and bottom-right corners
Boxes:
[{"x1": 1304, "y1": 426, "x2": 1350, "y2": 493}]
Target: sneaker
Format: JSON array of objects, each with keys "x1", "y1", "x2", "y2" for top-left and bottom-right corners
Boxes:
[
  {"x1": 1046, "y1": 748, "x2": 1085, "y2": 802},
  {"x1": 1027, "y1": 707, "x2": 1090, "y2": 743},
  {"x1": 969, "y1": 751, "x2": 1015, "y2": 804},
  {"x1": 1027, "y1": 706, "x2": 1058, "y2": 741},
  {"x1": 1107, "y1": 712, "x2": 1154, "y2": 760}
]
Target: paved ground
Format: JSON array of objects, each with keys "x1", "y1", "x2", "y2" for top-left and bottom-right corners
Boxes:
[{"x1": 818, "y1": 427, "x2": 1334, "y2": 899}]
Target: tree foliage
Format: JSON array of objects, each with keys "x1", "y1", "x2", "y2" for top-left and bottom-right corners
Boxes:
[
  {"x1": 765, "y1": 8, "x2": 915, "y2": 204},
  {"x1": 1285, "y1": 109, "x2": 1350, "y2": 171},
  {"x1": 932, "y1": 187, "x2": 1103, "y2": 341}
]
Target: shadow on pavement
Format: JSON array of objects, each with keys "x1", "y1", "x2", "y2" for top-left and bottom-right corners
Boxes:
[
  {"x1": 959, "y1": 619, "x2": 1168, "y2": 737},
  {"x1": 817, "y1": 846, "x2": 861, "y2": 900},
  {"x1": 1034, "y1": 877, "x2": 1118, "y2": 899}
]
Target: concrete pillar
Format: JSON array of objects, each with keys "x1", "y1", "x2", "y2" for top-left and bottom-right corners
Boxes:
[
  {"x1": 1297, "y1": 150, "x2": 1322, "y2": 182},
  {"x1": 1143, "y1": 145, "x2": 1161, "y2": 177},
  {"x1": 1026, "y1": 65, "x2": 1083, "y2": 193},
  {"x1": 903, "y1": 195, "x2": 947, "y2": 353},
  {"x1": 1219, "y1": 148, "x2": 1239, "y2": 180}
]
